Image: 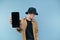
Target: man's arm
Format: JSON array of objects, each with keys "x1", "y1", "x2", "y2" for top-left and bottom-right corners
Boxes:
[
  {"x1": 10, "y1": 17, "x2": 22, "y2": 33},
  {"x1": 16, "y1": 27, "x2": 22, "y2": 33},
  {"x1": 35, "y1": 21, "x2": 38, "y2": 33},
  {"x1": 16, "y1": 19, "x2": 22, "y2": 33}
]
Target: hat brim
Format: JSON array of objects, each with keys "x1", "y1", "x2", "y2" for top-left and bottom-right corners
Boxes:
[{"x1": 25, "y1": 12, "x2": 38, "y2": 15}]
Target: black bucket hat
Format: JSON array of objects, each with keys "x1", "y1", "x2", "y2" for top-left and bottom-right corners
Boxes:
[{"x1": 25, "y1": 7, "x2": 38, "y2": 15}]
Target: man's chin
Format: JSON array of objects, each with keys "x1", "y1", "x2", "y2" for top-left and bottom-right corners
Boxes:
[{"x1": 30, "y1": 18, "x2": 33, "y2": 19}]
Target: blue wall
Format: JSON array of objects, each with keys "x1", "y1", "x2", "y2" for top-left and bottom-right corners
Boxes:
[{"x1": 0, "y1": 0, "x2": 60, "y2": 40}]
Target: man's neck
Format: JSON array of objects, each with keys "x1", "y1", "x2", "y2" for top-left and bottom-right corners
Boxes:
[{"x1": 26, "y1": 17, "x2": 32, "y2": 21}]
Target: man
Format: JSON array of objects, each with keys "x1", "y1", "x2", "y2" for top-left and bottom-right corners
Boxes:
[{"x1": 10, "y1": 7, "x2": 38, "y2": 40}]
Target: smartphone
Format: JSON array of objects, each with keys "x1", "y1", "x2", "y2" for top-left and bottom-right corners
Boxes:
[{"x1": 11, "y1": 12, "x2": 20, "y2": 28}]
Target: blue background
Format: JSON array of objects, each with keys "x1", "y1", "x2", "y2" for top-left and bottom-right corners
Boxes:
[{"x1": 0, "y1": 0, "x2": 60, "y2": 40}]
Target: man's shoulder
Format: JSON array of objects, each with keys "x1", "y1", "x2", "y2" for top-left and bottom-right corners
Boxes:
[
  {"x1": 20, "y1": 18, "x2": 26, "y2": 23},
  {"x1": 20, "y1": 18, "x2": 26, "y2": 20},
  {"x1": 32, "y1": 19, "x2": 37, "y2": 22}
]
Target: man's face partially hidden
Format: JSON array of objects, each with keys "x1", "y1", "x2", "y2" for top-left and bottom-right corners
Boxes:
[{"x1": 30, "y1": 13, "x2": 35, "y2": 19}]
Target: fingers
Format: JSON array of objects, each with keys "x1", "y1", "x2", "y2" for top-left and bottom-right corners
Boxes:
[{"x1": 10, "y1": 16, "x2": 12, "y2": 24}]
